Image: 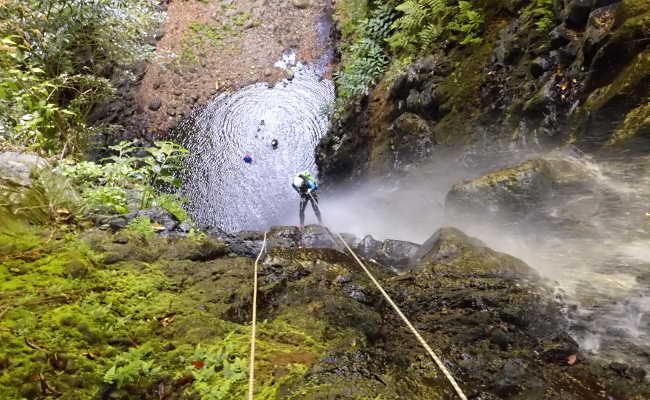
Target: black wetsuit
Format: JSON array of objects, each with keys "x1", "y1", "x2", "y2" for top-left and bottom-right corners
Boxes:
[{"x1": 292, "y1": 176, "x2": 322, "y2": 226}]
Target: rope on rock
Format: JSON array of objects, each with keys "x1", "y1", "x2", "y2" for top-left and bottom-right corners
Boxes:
[
  {"x1": 329, "y1": 229, "x2": 469, "y2": 400},
  {"x1": 248, "y1": 231, "x2": 267, "y2": 400}
]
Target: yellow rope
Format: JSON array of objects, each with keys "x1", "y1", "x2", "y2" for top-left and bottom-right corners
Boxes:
[
  {"x1": 331, "y1": 230, "x2": 468, "y2": 400},
  {"x1": 248, "y1": 231, "x2": 267, "y2": 400}
]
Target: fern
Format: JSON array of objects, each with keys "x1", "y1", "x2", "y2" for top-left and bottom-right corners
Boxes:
[
  {"x1": 335, "y1": 2, "x2": 395, "y2": 107},
  {"x1": 388, "y1": 0, "x2": 483, "y2": 58},
  {"x1": 524, "y1": 0, "x2": 555, "y2": 33}
]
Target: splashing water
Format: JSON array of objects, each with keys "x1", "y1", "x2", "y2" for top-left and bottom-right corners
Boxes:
[{"x1": 176, "y1": 62, "x2": 334, "y2": 232}]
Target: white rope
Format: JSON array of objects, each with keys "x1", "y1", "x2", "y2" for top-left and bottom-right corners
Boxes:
[
  {"x1": 248, "y1": 231, "x2": 267, "y2": 400},
  {"x1": 331, "y1": 230, "x2": 468, "y2": 400}
]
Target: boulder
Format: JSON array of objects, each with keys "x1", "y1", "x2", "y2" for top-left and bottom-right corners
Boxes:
[
  {"x1": 299, "y1": 225, "x2": 343, "y2": 251},
  {"x1": 267, "y1": 225, "x2": 300, "y2": 248},
  {"x1": 291, "y1": 0, "x2": 310, "y2": 8},
  {"x1": 0, "y1": 152, "x2": 49, "y2": 187},
  {"x1": 356, "y1": 234, "x2": 420, "y2": 271},
  {"x1": 445, "y1": 155, "x2": 606, "y2": 229},
  {"x1": 565, "y1": 0, "x2": 595, "y2": 28}
]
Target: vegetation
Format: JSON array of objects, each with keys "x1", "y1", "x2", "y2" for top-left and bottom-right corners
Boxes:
[
  {"x1": 389, "y1": 0, "x2": 484, "y2": 61},
  {"x1": 523, "y1": 0, "x2": 556, "y2": 33},
  {"x1": 56, "y1": 140, "x2": 188, "y2": 216},
  {"x1": 333, "y1": 0, "x2": 485, "y2": 110},
  {"x1": 334, "y1": 3, "x2": 395, "y2": 106},
  {"x1": 0, "y1": 213, "x2": 359, "y2": 399},
  {"x1": 0, "y1": 0, "x2": 163, "y2": 156}
]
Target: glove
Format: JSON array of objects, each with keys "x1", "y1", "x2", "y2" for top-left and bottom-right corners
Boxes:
[{"x1": 307, "y1": 188, "x2": 312, "y2": 194}]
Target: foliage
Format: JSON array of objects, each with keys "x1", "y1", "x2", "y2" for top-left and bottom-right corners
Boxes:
[
  {"x1": 56, "y1": 140, "x2": 188, "y2": 215},
  {"x1": 0, "y1": 0, "x2": 163, "y2": 154},
  {"x1": 0, "y1": 37, "x2": 114, "y2": 154},
  {"x1": 125, "y1": 216, "x2": 156, "y2": 237},
  {"x1": 151, "y1": 193, "x2": 188, "y2": 222},
  {"x1": 334, "y1": 3, "x2": 395, "y2": 107},
  {"x1": 524, "y1": 0, "x2": 555, "y2": 33},
  {"x1": 185, "y1": 340, "x2": 248, "y2": 400},
  {"x1": 388, "y1": 0, "x2": 484, "y2": 60},
  {"x1": 104, "y1": 344, "x2": 161, "y2": 387}
]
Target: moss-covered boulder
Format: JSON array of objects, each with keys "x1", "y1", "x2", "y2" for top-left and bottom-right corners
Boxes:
[{"x1": 445, "y1": 155, "x2": 607, "y2": 230}]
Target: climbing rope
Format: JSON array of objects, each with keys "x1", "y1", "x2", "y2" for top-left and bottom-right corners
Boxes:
[
  {"x1": 329, "y1": 229, "x2": 469, "y2": 400},
  {"x1": 248, "y1": 231, "x2": 267, "y2": 400}
]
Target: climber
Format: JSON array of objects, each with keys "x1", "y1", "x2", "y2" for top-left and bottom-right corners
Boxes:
[
  {"x1": 291, "y1": 170, "x2": 322, "y2": 230},
  {"x1": 271, "y1": 139, "x2": 278, "y2": 149},
  {"x1": 243, "y1": 154, "x2": 253, "y2": 164}
]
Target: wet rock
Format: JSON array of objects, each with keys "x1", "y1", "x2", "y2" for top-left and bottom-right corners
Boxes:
[
  {"x1": 378, "y1": 239, "x2": 420, "y2": 269},
  {"x1": 284, "y1": 68, "x2": 295, "y2": 81},
  {"x1": 446, "y1": 155, "x2": 605, "y2": 230},
  {"x1": 540, "y1": 333, "x2": 579, "y2": 363},
  {"x1": 565, "y1": 0, "x2": 595, "y2": 28},
  {"x1": 493, "y1": 21, "x2": 524, "y2": 65},
  {"x1": 299, "y1": 225, "x2": 343, "y2": 251},
  {"x1": 356, "y1": 235, "x2": 382, "y2": 260},
  {"x1": 389, "y1": 112, "x2": 435, "y2": 166},
  {"x1": 582, "y1": 4, "x2": 621, "y2": 65},
  {"x1": 549, "y1": 25, "x2": 572, "y2": 49},
  {"x1": 148, "y1": 98, "x2": 162, "y2": 111},
  {"x1": 0, "y1": 152, "x2": 49, "y2": 187},
  {"x1": 267, "y1": 226, "x2": 300, "y2": 248},
  {"x1": 412, "y1": 227, "x2": 485, "y2": 264},
  {"x1": 530, "y1": 56, "x2": 552, "y2": 78},
  {"x1": 95, "y1": 208, "x2": 180, "y2": 233},
  {"x1": 356, "y1": 234, "x2": 420, "y2": 270}
]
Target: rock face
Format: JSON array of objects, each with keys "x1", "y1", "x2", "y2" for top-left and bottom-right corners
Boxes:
[
  {"x1": 445, "y1": 155, "x2": 608, "y2": 231},
  {"x1": 0, "y1": 152, "x2": 49, "y2": 187},
  {"x1": 317, "y1": 0, "x2": 650, "y2": 184}
]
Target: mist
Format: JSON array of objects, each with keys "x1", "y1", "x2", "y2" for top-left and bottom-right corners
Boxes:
[{"x1": 314, "y1": 147, "x2": 650, "y2": 372}]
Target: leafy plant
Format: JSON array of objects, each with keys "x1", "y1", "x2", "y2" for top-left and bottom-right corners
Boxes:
[
  {"x1": 0, "y1": 0, "x2": 163, "y2": 155},
  {"x1": 334, "y1": 3, "x2": 395, "y2": 108},
  {"x1": 55, "y1": 140, "x2": 188, "y2": 215},
  {"x1": 524, "y1": 0, "x2": 555, "y2": 33},
  {"x1": 388, "y1": 0, "x2": 484, "y2": 60},
  {"x1": 125, "y1": 216, "x2": 155, "y2": 237},
  {"x1": 185, "y1": 339, "x2": 248, "y2": 400},
  {"x1": 104, "y1": 343, "x2": 160, "y2": 388},
  {"x1": 138, "y1": 141, "x2": 188, "y2": 209}
]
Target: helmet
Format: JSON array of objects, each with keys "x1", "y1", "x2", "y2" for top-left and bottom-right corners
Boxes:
[{"x1": 293, "y1": 176, "x2": 304, "y2": 187}]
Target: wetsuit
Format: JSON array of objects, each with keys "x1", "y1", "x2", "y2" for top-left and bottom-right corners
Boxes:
[{"x1": 292, "y1": 174, "x2": 322, "y2": 226}]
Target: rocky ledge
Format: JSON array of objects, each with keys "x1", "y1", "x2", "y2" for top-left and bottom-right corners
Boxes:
[{"x1": 2, "y1": 207, "x2": 649, "y2": 398}]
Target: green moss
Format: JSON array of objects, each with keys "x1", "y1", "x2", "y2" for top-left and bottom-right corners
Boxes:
[
  {"x1": 607, "y1": 102, "x2": 650, "y2": 145},
  {"x1": 584, "y1": 51, "x2": 650, "y2": 113},
  {"x1": 0, "y1": 214, "x2": 355, "y2": 399}
]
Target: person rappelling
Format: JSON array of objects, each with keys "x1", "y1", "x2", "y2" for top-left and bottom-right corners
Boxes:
[
  {"x1": 271, "y1": 139, "x2": 278, "y2": 149},
  {"x1": 291, "y1": 170, "x2": 322, "y2": 230}
]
